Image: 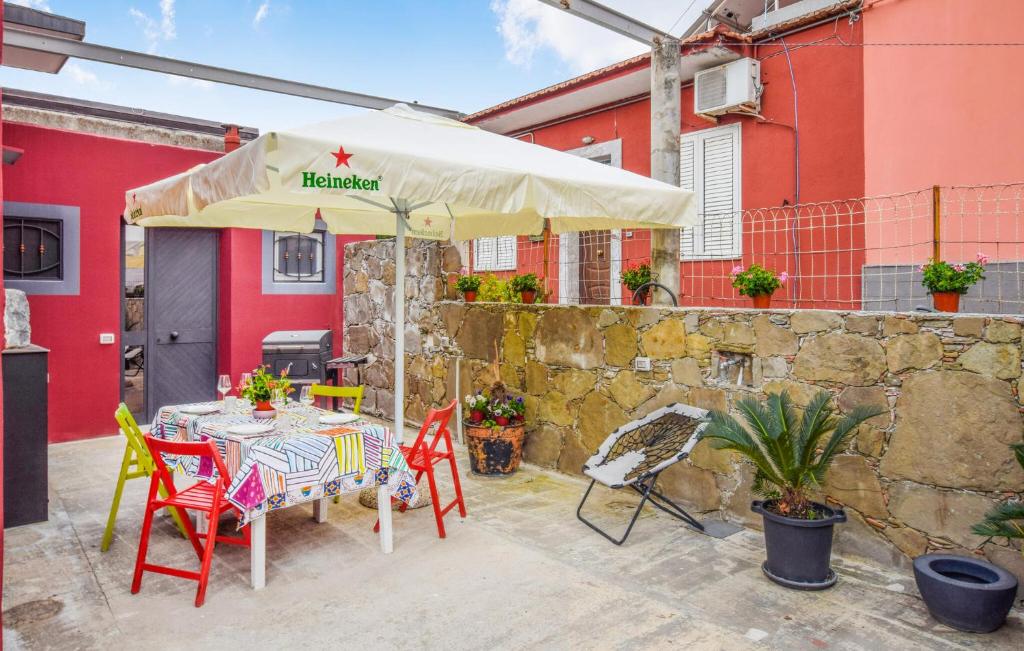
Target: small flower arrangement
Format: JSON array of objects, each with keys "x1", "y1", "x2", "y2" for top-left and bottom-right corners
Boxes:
[
  {"x1": 455, "y1": 274, "x2": 481, "y2": 294},
  {"x1": 920, "y1": 254, "x2": 986, "y2": 294},
  {"x1": 464, "y1": 383, "x2": 525, "y2": 428},
  {"x1": 731, "y1": 263, "x2": 787, "y2": 298},
  {"x1": 508, "y1": 273, "x2": 542, "y2": 303},
  {"x1": 240, "y1": 365, "x2": 293, "y2": 406},
  {"x1": 620, "y1": 263, "x2": 652, "y2": 291}
]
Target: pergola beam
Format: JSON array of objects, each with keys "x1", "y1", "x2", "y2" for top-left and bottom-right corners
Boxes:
[
  {"x1": 2, "y1": 27, "x2": 463, "y2": 119},
  {"x1": 535, "y1": 0, "x2": 672, "y2": 45}
]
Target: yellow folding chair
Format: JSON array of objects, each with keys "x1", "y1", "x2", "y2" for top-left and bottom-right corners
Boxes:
[
  {"x1": 101, "y1": 403, "x2": 189, "y2": 551},
  {"x1": 310, "y1": 383, "x2": 364, "y2": 414}
]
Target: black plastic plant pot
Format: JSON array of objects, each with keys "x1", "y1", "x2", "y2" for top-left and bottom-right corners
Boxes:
[
  {"x1": 751, "y1": 500, "x2": 847, "y2": 590},
  {"x1": 913, "y1": 554, "x2": 1018, "y2": 633}
]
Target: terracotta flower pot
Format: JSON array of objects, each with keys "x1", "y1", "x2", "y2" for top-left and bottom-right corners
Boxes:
[
  {"x1": 464, "y1": 422, "x2": 525, "y2": 475},
  {"x1": 750, "y1": 294, "x2": 772, "y2": 308},
  {"x1": 463, "y1": 290, "x2": 477, "y2": 303},
  {"x1": 253, "y1": 400, "x2": 276, "y2": 419},
  {"x1": 932, "y1": 291, "x2": 960, "y2": 312},
  {"x1": 520, "y1": 289, "x2": 536, "y2": 304},
  {"x1": 632, "y1": 287, "x2": 650, "y2": 305}
]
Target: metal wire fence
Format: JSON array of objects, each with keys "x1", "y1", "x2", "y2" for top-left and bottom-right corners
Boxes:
[{"x1": 464, "y1": 183, "x2": 1024, "y2": 314}]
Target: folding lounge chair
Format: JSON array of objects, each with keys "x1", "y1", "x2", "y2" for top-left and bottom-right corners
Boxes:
[{"x1": 576, "y1": 403, "x2": 709, "y2": 545}]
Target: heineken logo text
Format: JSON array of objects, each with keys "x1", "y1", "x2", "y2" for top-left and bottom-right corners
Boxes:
[{"x1": 301, "y1": 171, "x2": 380, "y2": 191}]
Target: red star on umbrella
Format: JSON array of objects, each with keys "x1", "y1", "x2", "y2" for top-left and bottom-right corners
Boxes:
[
  {"x1": 331, "y1": 145, "x2": 353, "y2": 168},
  {"x1": 423, "y1": 217, "x2": 432, "y2": 226}
]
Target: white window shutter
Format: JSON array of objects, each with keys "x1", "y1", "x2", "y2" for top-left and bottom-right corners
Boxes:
[
  {"x1": 495, "y1": 236, "x2": 516, "y2": 270},
  {"x1": 679, "y1": 124, "x2": 741, "y2": 259},
  {"x1": 473, "y1": 236, "x2": 517, "y2": 271}
]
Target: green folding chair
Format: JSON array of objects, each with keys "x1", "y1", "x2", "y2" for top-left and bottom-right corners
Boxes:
[{"x1": 101, "y1": 403, "x2": 189, "y2": 551}]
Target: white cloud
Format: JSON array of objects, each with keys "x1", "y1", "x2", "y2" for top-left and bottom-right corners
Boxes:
[
  {"x1": 253, "y1": 2, "x2": 271, "y2": 28},
  {"x1": 7, "y1": 0, "x2": 53, "y2": 12},
  {"x1": 65, "y1": 62, "x2": 98, "y2": 85},
  {"x1": 130, "y1": 1, "x2": 176, "y2": 54},
  {"x1": 490, "y1": 0, "x2": 710, "y2": 74},
  {"x1": 166, "y1": 74, "x2": 214, "y2": 90}
]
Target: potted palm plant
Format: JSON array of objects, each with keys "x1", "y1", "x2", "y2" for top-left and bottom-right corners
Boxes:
[
  {"x1": 463, "y1": 383, "x2": 526, "y2": 475},
  {"x1": 702, "y1": 390, "x2": 881, "y2": 590},
  {"x1": 508, "y1": 273, "x2": 542, "y2": 304},
  {"x1": 920, "y1": 254, "x2": 986, "y2": 312},
  {"x1": 456, "y1": 274, "x2": 481, "y2": 302},
  {"x1": 730, "y1": 264, "x2": 787, "y2": 308},
  {"x1": 620, "y1": 263, "x2": 652, "y2": 305},
  {"x1": 911, "y1": 442, "x2": 1021, "y2": 633}
]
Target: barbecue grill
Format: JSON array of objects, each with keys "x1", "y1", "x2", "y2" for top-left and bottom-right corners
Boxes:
[{"x1": 261, "y1": 330, "x2": 332, "y2": 386}]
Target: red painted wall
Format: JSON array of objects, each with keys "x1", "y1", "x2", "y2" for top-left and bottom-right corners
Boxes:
[
  {"x1": 475, "y1": 19, "x2": 867, "y2": 309},
  {"x1": 217, "y1": 228, "x2": 365, "y2": 385},
  {"x1": 2, "y1": 123, "x2": 219, "y2": 442}
]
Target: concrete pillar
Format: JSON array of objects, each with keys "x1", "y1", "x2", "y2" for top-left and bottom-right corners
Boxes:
[{"x1": 649, "y1": 37, "x2": 681, "y2": 305}]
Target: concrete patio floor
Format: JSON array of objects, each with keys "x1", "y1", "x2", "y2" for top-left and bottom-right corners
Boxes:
[{"x1": 3, "y1": 434, "x2": 1022, "y2": 650}]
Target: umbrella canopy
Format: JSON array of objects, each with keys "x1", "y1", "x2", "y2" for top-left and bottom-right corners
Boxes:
[
  {"x1": 125, "y1": 103, "x2": 696, "y2": 238},
  {"x1": 123, "y1": 104, "x2": 697, "y2": 439}
]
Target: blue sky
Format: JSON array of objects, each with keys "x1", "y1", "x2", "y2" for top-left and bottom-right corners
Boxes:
[{"x1": 1, "y1": 1, "x2": 709, "y2": 132}]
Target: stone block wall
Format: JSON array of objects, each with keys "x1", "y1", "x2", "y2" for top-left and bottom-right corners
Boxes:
[
  {"x1": 343, "y1": 238, "x2": 1024, "y2": 581},
  {"x1": 409, "y1": 301, "x2": 1024, "y2": 579}
]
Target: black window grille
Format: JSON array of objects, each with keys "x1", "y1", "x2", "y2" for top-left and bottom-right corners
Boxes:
[
  {"x1": 273, "y1": 231, "x2": 325, "y2": 283},
  {"x1": 3, "y1": 216, "x2": 63, "y2": 280}
]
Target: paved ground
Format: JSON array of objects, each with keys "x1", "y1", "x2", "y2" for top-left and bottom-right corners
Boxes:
[{"x1": 3, "y1": 434, "x2": 1021, "y2": 650}]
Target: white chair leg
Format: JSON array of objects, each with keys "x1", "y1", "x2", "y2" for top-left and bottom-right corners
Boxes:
[{"x1": 313, "y1": 497, "x2": 328, "y2": 523}]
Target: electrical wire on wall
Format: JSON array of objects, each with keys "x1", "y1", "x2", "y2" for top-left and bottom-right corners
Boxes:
[{"x1": 779, "y1": 35, "x2": 802, "y2": 306}]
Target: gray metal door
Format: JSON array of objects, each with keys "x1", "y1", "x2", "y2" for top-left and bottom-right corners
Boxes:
[{"x1": 145, "y1": 228, "x2": 218, "y2": 419}]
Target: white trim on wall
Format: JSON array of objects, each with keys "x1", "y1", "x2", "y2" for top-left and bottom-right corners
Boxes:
[{"x1": 562, "y1": 138, "x2": 623, "y2": 305}]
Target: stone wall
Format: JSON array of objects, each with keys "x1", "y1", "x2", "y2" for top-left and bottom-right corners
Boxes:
[
  {"x1": 408, "y1": 300, "x2": 1024, "y2": 579},
  {"x1": 343, "y1": 238, "x2": 1024, "y2": 581},
  {"x1": 342, "y1": 238, "x2": 460, "y2": 419}
]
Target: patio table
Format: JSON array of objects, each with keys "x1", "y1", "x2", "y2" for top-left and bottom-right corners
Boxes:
[{"x1": 150, "y1": 400, "x2": 418, "y2": 589}]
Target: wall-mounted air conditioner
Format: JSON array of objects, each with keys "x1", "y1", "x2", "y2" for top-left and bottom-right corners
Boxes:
[{"x1": 694, "y1": 58, "x2": 761, "y2": 118}]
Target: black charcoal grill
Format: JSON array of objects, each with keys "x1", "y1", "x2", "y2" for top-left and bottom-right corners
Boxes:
[{"x1": 261, "y1": 330, "x2": 332, "y2": 385}]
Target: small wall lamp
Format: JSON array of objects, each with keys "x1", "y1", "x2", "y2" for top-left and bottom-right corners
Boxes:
[{"x1": 581, "y1": 135, "x2": 595, "y2": 145}]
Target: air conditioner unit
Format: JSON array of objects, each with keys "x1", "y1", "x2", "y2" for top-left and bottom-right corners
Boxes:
[{"x1": 694, "y1": 58, "x2": 761, "y2": 118}]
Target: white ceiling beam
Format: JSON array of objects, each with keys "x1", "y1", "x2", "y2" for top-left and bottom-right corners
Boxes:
[
  {"x1": 535, "y1": 0, "x2": 673, "y2": 45},
  {"x1": 2, "y1": 27, "x2": 463, "y2": 119}
]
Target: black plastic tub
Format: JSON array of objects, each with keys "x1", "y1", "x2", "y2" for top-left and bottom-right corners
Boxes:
[
  {"x1": 752, "y1": 500, "x2": 847, "y2": 590},
  {"x1": 913, "y1": 554, "x2": 1018, "y2": 633}
]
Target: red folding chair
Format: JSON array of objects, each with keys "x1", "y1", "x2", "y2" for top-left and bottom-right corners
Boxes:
[
  {"x1": 375, "y1": 399, "x2": 465, "y2": 538},
  {"x1": 131, "y1": 436, "x2": 250, "y2": 607}
]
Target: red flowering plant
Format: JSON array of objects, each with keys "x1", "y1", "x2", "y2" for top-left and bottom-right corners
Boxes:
[
  {"x1": 240, "y1": 365, "x2": 293, "y2": 404},
  {"x1": 920, "y1": 253, "x2": 987, "y2": 294}
]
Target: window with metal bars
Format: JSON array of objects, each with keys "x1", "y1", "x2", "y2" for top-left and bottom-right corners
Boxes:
[
  {"x1": 273, "y1": 231, "x2": 325, "y2": 283},
  {"x1": 680, "y1": 123, "x2": 742, "y2": 260},
  {"x1": 472, "y1": 236, "x2": 517, "y2": 271},
  {"x1": 3, "y1": 216, "x2": 63, "y2": 280}
]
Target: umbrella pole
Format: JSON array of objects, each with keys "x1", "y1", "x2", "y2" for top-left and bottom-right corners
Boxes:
[{"x1": 394, "y1": 208, "x2": 406, "y2": 444}]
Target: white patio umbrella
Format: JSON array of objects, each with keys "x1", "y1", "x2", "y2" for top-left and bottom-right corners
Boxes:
[{"x1": 123, "y1": 104, "x2": 697, "y2": 440}]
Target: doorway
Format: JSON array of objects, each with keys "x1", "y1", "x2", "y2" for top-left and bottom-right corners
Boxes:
[{"x1": 121, "y1": 226, "x2": 219, "y2": 420}]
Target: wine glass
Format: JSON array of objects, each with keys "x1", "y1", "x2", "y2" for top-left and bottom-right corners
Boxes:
[
  {"x1": 217, "y1": 374, "x2": 232, "y2": 401},
  {"x1": 271, "y1": 386, "x2": 287, "y2": 411},
  {"x1": 299, "y1": 385, "x2": 314, "y2": 408},
  {"x1": 238, "y1": 372, "x2": 252, "y2": 407}
]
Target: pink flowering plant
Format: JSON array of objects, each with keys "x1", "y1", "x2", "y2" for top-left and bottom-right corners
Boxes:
[
  {"x1": 730, "y1": 263, "x2": 788, "y2": 297},
  {"x1": 920, "y1": 253, "x2": 986, "y2": 294}
]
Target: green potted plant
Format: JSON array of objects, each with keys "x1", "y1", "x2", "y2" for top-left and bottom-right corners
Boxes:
[
  {"x1": 508, "y1": 273, "x2": 542, "y2": 304},
  {"x1": 702, "y1": 390, "x2": 881, "y2": 590},
  {"x1": 730, "y1": 264, "x2": 787, "y2": 308},
  {"x1": 239, "y1": 365, "x2": 293, "y2": 418},
  {"x1": 920, "y1": 254, "x2": 986, "y2": 312},
  {"x1": 455, "y1": 274, "x2": 482, "y2": 302},
  {"x1": 620, "y1": 263, "x2": 652, "y2": 305},
  {"x1": 463, "y1": 383, "x2": 527, "y2": 475}
]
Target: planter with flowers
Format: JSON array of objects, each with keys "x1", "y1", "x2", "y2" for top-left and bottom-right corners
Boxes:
[
  {"x1": 463, "y1": 383, "x2": 526, "y2": 476},
  {"x1": 731, "y1": 264, "x2": 787, "y2": 308},
  {"x1": 920, "y1": 254, "x2": 986, "y2": 312},
  {"x1": 456, "y1": 274, "x2": 481, "y2": 302},
  {"x1": 240, "y1": 365, "x2": 293, "y2": 418},
  {"x1": 508, "y1": 273, "x2": 542, "y2": 304},
  {"x1": 621, "y1": 263, "x2": 653, "y2": 305}
]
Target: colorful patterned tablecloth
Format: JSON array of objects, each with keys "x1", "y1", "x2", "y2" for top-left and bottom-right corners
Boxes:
[{"x1": 151, "y1": 401, "x2": 417, "y2": 524}]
